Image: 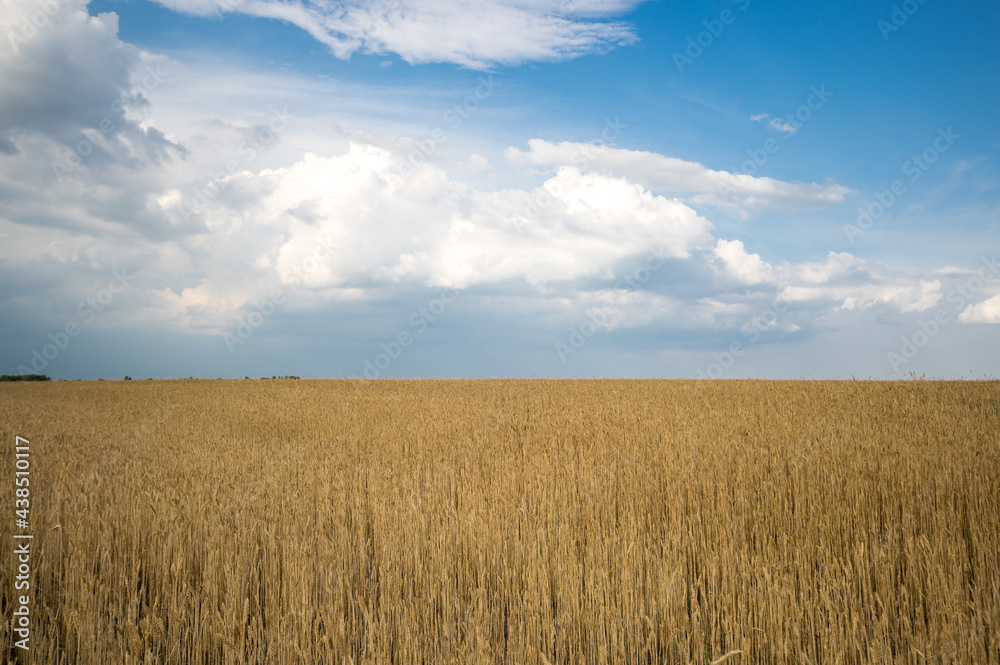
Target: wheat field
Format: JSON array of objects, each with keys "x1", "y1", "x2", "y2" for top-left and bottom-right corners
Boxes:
[{"x1": 1, "y1": 379, "x2": 998, "y2": 664}]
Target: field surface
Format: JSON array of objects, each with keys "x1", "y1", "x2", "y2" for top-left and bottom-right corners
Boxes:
[{"x1": 1, "y1": 379, "x2": 999, "y2": 664}]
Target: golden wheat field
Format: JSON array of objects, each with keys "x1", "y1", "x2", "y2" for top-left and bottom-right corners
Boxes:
[{"x1": 1, "y1": 379, "x2": 998, "y2": 664}]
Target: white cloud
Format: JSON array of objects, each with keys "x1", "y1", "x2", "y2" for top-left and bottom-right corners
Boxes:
[
  {"x1": 129, "y1": 135, "x2": 943, "y2": 336},
  {"x1": 713, "y1": 238, "x2": 774, "y2": 285},
  {"x1": 780, "y1": 277, "x2": 942, "y2": 314},
  {"x1": 781, "y1": 252, "x2": 864, "y2": 285},
  {"x1": 464, "y1": 153, "x2": 491, "y2": 171},
  {"x1": 958, "y1": 295, "x2": 1000, "y2": 323},
  {"x1": 149, "y1": 0, "x2": 646, "y2": 68},
  {"x1": 772, "y1": 253, "x2": 941, "y2": 315},
  {"x1": 426, "y1": 168, "x2": 711, "y2": 289},
  {"x1": 506, "y1": 139, "x2": 851, "y2": 211},
  {"x1": 751, "y1": 113, "x2": 797, "y2": 136},
  {"x1": 214, "y1": 150, "x2": 713, "y2": 296}
]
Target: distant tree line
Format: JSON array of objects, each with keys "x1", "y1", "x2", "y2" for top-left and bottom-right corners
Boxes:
[
  {"x1": 0, "y1": 374, "x2": 307, "y2": 381},
  {"x1": 0, "y1": 374, "x2": 52, "y2": 381}
]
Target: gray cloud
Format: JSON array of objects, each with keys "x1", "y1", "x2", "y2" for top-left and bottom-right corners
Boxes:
[{"x1": 1, "y1": 2, "x2": 178, "y2": 158}]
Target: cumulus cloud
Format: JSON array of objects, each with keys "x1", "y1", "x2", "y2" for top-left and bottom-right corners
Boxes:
[
  {"x1": 0, "y1": 0, "x2": 180, "y2": 162},
  {"x1": 506, "y1": 139, "x2": 851, "y2": 211},
  {"x1": 713, "y1": 239, "x2": 774, "y2": 285},
  {"x1": 149, "y1": 0, "x2": 647, "y2": 68},
  {"x1": 0, "y1": 0, "x2": 185, "y2": 240},
  {"x1": 127, "y1": 133, "x2": 947, "y2": 340},
  {"x1": 163, "y1": 143, "x2": 714, "y2": 305},
  {"x1": 958, "y1": 295, "x2": 1000, "y2": 323},
  {"x1": 782, "y1": 252, "x2": 865, "y2": 285},
  {"x1": 776, "y1": 252, "x2": 942, "y2": 314}
]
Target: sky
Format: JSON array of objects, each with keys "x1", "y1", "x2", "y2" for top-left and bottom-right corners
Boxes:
[{"x1": 1, "y1": 0, "x2": 998, "y2": 380}]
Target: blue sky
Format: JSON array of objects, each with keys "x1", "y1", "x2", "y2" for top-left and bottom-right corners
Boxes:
[{"x1": 1, "y1": 0, "x2": 998, "y2": 379}]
